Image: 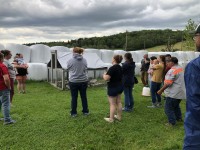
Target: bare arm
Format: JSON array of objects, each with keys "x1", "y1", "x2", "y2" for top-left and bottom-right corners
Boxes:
[
  {"x1": 13, "y1": 63, "x2": 28, "y2": 69},
  {"x1": 13, "y1": 63, "x2": 21, "y2": 68},
  {"x1": 157, "y1": 83, "x2": 170, "y2": 95},
  {"x1": 103, "y1": 73, "x2": 111, "y2": 81},
  {"x1": 3, "y1": 74, "x2": 11, "y2": 89}
]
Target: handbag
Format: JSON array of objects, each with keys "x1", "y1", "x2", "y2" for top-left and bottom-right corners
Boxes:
[{"x1": 134, "y1": 76, "x2": 138, "y2": 84}]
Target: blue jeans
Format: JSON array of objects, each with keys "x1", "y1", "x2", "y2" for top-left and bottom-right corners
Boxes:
[
  {"x1": 150, "y1": 81, "x2": 162, "y2": 104},
  {"x1": 123, "y1": 85, "x2": 134, "y2": 110},
  {"x1": 0, "y1": 89, "x2": 11, "y2": 122},
  {"x1": 165, "y1": 97, "x2": 182, "y2": 125},
  {"x1": 69, "y1": 82, "x2": 89, "y2": 115}
]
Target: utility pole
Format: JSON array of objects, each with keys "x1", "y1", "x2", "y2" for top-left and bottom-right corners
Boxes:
[
  {"x1": 167, "y1": 36, "x2": 171, "y2": 51},
  {"x1": 125, "y1": 30, "x2": 128, "y2": 51},
  {"x1": 181, "y1": 31, "x2": 183, "y2": 51}
]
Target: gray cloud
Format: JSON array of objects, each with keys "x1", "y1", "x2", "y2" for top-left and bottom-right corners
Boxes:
[{"x1": 0, "y1": 0, "x2": 200, "y2": 44}]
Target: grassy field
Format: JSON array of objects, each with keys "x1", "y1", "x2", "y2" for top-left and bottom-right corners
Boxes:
[
  {"x1": 147, "y1": 41, "x2": 195, "y2": 52},
  {"x1": 0, "y1": 81, "x2": 186, "y2": 150}
]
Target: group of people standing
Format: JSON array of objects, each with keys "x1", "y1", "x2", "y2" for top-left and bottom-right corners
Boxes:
[
  {"x1": 139, "y1": 24, "x2": 200, "y2": 149},
  {"x1": 67, "y1": 47, "x2": 136, "y2": 123},
  {"x1": 66, "y1": 45, "x2": 194, "y2": 130},
  {"x1": 141, "y1": 52, "x2": 186, "y2": 126},
  {"x1": 1, "y1": 24, "x2": 200, "y2": 148},
  {"x1": 0, "y1": 50, "x2": 28, "y2": 125}
]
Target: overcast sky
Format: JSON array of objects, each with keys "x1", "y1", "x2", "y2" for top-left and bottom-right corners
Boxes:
[{"x1": 0, "y1": 0, "x2": 200, "y2": 44}]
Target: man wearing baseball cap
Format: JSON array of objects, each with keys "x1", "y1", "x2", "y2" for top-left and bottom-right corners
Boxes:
[
  {"x1": 157, "y1": 57, "x2": 185, "y2": 126},
  {"x1": 183, "y1": 23, "x2": 200, "y2": 149}
]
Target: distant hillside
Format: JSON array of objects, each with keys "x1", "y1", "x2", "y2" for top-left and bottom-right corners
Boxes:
[
  {"x1": 25, "y1": 29, "x2": 186, "y2": 51},
  {"x1": 147, "y1": 41, "x2": 196, "y2": 52}
]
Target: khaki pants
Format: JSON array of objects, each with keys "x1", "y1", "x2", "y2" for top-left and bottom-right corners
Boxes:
[{"x1": 141, "y1": 71, "x2": 148, "y2": 86}]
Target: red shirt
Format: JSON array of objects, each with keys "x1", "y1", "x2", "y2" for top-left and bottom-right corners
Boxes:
[{"x1": 0, "y1": 62, "x2": 9, "y2": 90}]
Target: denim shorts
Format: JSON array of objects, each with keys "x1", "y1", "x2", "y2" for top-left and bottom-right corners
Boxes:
[{"x1": 107, "y1": 85, "x2": 123, "y2": 97}]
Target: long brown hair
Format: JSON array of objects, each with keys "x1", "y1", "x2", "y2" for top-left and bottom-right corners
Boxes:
[
  {"x1": 1, "y1": 50, "x2": 11, "y2": 57},
  {"x1": 159, "y1": 55, "x2": 166, "y2": 80},
  {"x1": 124, "y1": 53, "x2": 133, "y2": 63},
  {"x1": 0, "y1": 52, "x2": 4, "y2": 61},
  {"x1": 113, "y1": 55, "x2": 123, "y2": 64}
]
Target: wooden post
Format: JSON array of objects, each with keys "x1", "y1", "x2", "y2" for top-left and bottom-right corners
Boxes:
[
  {"x1": 47, "y1": 67, "x2": 49, "y2": 82},
  {"x1": 62, "y1": 69, "x2": 65, "y2": 90},
  {"x1": 54, "y1": 50, "x2": 58, "y2": 86},
  {"x1": 50, "y1": 51, "x2": 54, "y2": 83}
]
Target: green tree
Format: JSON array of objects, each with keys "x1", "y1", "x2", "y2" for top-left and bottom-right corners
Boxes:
[{"x1": 183, "y1": 19, "x2": 197, "y2": 50}]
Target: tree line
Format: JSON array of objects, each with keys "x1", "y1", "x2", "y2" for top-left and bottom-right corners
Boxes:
[{"x1": 24, "y1": 29, "x2": 186, "y2": 51}]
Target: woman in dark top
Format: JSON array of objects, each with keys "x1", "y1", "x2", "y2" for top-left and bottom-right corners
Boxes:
[
  {"x1": 13, "y1": 53, "x2": 28, "y2": 93},
  {"x1": 122, "y1": 53, "x2": 136, "y2": 112},
  {"x1": 103, "y1": 55, "x2": 123, "y2": 123}
]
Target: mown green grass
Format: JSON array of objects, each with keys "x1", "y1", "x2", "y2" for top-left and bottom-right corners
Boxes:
[
  {"x1": 0, "y1": 81, "x2": 186, "y2": 150},
  {"x1": 147, "y1": 41, "x2": 195, "y2": 52}
]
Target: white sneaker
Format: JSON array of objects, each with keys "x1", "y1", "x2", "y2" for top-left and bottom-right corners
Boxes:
[
  {"x1": 104, "y1": 118, "x2": 114, "y2": 123},
  {"x1": 114, "y1": 115, "x2": 121, "y2": 121}
]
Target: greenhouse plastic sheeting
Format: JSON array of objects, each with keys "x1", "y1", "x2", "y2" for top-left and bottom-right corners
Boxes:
[
  {"x1": 135, "y1": 63, "x2": 142, "y2": 75},
  {"x1": 195, "y1": 52, "x2": 200, "y2": 58},
  {"x1": 0, "y1": 43, "x2": 5, "y2": 50},
  {"x1": 57, "y1": 52, "x2": 108, "y2": 69},
  {"x1": 100, "y1": 49, "x2": 114, "y2": 63},
  {"x1": 130, "y1": 51, "x2": 139, "y2": 63},
  {"x1": 5, "y1": 43, "x2": 31, "y2": 63},
  {"x1": 50, "y1": 46, "x2": 70, "y2": 52},
  {"x1": 27, "y1": 63, "x2": 48, "y2": 80},
  {"x1": 175, "y1": 51, "x2": 187, "y2": 62},
  {"x1": 148, "y1": 52, "x2": 169, "y2": 58},
  {"x1": 185, "y1": 51, "x2": 195, "y2": 62},
  {"x1": 30, "y1": 44, "x2": 51, "y2": 63},
  {"x1": 133, "y1": 50, "x2": 148, "y2": 63},
  {"x1": 85, "y1": 48, "x2": 101, "y2": 58}
]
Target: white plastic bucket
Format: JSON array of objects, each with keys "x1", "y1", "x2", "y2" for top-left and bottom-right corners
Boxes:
[{"x1": 142, "y1": 87, "x2": 151, "y2": 96}]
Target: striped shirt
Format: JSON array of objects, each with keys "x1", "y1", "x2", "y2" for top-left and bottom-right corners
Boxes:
[{"x1": 3, "y1": 59, "x2": 16, "y2": 79}]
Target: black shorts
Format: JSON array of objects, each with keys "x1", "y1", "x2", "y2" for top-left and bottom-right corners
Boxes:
[{"x1": 107, "y1": 85, "x2": 123, "y2": 97}]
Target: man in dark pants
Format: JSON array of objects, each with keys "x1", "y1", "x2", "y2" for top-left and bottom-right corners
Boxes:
[
  {"x1": 183, "y1": 24, "x2": 200, "y2": 150},
  {"x1": 140, "y1": 54, "x2": 150, "y2": 87},
  {"x1": 157, "y1": 57, "x2": 185, "y2": 126}
]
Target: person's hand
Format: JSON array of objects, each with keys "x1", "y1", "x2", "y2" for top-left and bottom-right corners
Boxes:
[
  {"x1": 22, "y1": 64, "x2": 28, "y2": 69},
  {"x1": 103, "y1": 72, "x2": 106, "y2": 78},
  {"x1": 157, "y1": 90, "x2": 162, "y2": 95}
]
